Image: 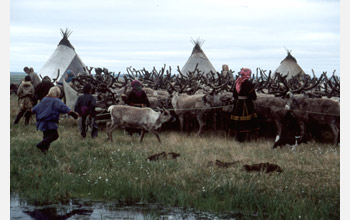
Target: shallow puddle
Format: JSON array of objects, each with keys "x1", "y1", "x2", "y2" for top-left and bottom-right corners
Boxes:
[{"x1": 10, "y1": 194, "x2": 242, "y2": 219}]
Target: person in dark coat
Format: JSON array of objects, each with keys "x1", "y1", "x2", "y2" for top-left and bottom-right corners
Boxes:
[
  {"x1": 74, "y1": 84, "x2": 98, "y2": 138},
  {"x1": 32, "y1": 86, "x2": 79, "y2": 153},
  {"x1": 122, "y1": 80, "x2": 150, "y2": 107},
  {"x1": 230, "y1": 68, "x2": 258, "y2": 142},
  {"x1": 35, "y1": 76, "x2": 55, "y2": 101},
  {"x1": 121, "y1": 80, "x2": 150, "y2": 136},
  {"x1": 14, "y1": 75, "x2": 35, "y2": 125}
]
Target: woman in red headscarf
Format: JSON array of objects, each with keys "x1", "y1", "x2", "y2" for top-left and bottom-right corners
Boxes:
[{"x1": 230, "y1": 68, "x2": 258, "y2": 142}]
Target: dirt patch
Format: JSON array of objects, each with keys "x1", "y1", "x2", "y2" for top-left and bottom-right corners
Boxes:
[
  {"x1": 243, "y1": 162, "x2": 282, "y2": 173},
  {"x1": 147, "y1": 152, "x2": 180, "y2": 161}
]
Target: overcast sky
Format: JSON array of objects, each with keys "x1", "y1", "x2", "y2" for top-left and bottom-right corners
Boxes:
[{"x1": 10, "y1": 0, "x2": 340, "y2": 76}]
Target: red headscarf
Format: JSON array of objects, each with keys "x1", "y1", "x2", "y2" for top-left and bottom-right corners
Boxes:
[{"x1": 235, "y1": 68, "x2": 252, "y2": 93}]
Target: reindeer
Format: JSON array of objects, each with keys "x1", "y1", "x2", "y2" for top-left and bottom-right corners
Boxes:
[
  {"x1": 254, "y1": 93, "x2": 296, "y2": 148},
  {"x1": 170, "y1": 91, "x2": 212, "y2": 135},
  {"x1": 106, "y1": 105, "x2": 173, "y2": 143},
  {"x1": 39, "y1": 69, "x2": 63, "y2": 99},
  {"x1": 284, "y1": 92, "x2": 340, "y2": 145},
  {"x1": 10, "y1": 83, "x2": 19, "y2": 95},
  {"x1": 271, "y1": 72, "x2": 340, "y2": 146}
]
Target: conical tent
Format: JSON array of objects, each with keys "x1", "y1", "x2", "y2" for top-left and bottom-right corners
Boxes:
[
  {"x1": 181, "y1": 40, "x2": 217, "y2": 75},
  {"x1": 38, "y1": 29, "x2": 87, "y2": 83},
  {"x1": 273, "y1": 50, "x2": 305, "y2": 79}
]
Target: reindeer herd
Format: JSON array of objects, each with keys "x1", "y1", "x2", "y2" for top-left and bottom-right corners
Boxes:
[{"x1": 11, "y1": 65, "x2": 340, "y2": 147}]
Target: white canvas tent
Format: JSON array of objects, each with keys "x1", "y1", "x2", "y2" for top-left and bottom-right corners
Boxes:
[
  {"x1": 38, "y1": 29, "x2": 87, "y2": 83},
  {"x1": 273, "y1": 50, "x2": 305, "y2": 80},
  {"x1": 63, "y1": 80, "x2": 79, "y2": 110},
  {"x1": 181, "y1": 40, "x2": 217, "y2": 76}
]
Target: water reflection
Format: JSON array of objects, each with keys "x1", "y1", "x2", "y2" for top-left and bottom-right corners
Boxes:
[
  {"x1": 24, "y1": 207, "x2": 92, "y2": 220},
  {"x1": 11, "y1": 194, "x2": 241, "y2": 219}
]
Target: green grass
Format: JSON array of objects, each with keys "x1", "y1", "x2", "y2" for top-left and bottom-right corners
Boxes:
[{"x1": 10, "y1": 94, "x2": 340, "y2": 219}]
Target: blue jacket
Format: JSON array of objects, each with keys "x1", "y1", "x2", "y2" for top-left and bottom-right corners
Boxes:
[
  {"x1": 65, "y1": 72, "x2": 75, "y2": 83},
  {"x1": 32, "y1": 97, "x2": 71, "y2": 131}
]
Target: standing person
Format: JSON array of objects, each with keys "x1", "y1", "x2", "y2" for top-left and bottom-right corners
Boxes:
[
  {"x1": 35, "y1": 76, "x2": 55, "y2": 101},
  {"x1": 14, "y1": 75, "x2": 35, "y2": 125},
  {"x1": 121, "y1": 80, "x2": 150, "y2": 136},
  {"x1": 230, "y1": 68, "x2": 258, "y2": 142},
  {"x1": 122, "y1": 80, "x2": 150, "y2": 107},
  {"x1": 65, "y1": 70, "x2": 75, "y2": 87},
  {"x1": 74, "y1": 84, "x2": 98, "y2": 139},
  {"x1": 26, "y1": 67, "x2": 41, "y2": 89},
  {"x1": 32, "y1": 86, "x2": 79, "y2": 153}
]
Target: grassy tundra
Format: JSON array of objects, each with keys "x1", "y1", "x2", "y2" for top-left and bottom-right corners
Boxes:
[{"x1": 10, "y1": 93, "x2": 339, "y2": 219}]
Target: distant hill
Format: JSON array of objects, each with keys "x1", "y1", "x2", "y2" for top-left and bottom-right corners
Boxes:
[
  {"x1": 10, "y1": 72, "x2": 26, "y2": 84},
  {"x1": 10, "y1": 72, "x2": 26, "y2": 75}
]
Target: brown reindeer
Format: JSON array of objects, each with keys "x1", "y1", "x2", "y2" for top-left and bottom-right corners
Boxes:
[{"x1": 284, "y1": 92, "x2": 340, "y2": 145}]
